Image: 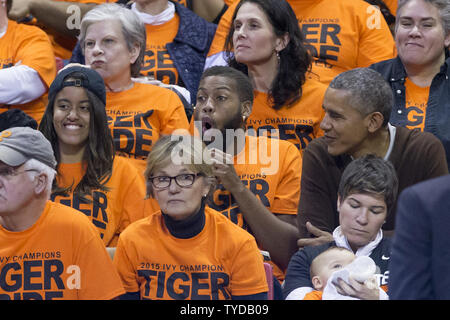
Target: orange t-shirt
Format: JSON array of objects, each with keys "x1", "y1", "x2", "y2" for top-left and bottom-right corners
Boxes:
[
  {"x1": 0, "y1": 20, "x2": 56, "y2": 123},
  {"x1": 208, "y1": 135, "x2": 302, "y2": 280},
  {"x1": 0, "y1": 201, "x2": 125, "y2": 300},
  {"x1": 383, "y1": 0, "x2": 398, "y2": 16},
  {"x1": 113, "y1": 206, "x2": 268, "y2": 300},
  {"x1": 209, "y1": 135, "x2": 302, "y2": 225},
  {"x1": 140, "y1": 15, "x2": 180, "y2": 85},
  {"x1": 404, "y1": 78, "x2": 430, "y2": 132},
  {"x1": 208, "y1": 0, "x2": 395, "y2": 85},
  {"x1": 246, "y1": 79, "x2": 327, "y2": 152},
  {"x1": 52, "y1": 156, "x2": 149, "y2": 247},
  {"x1": 303, "y1": 290, "x2": 323, "y2": 300},
  {"x1": 105, "y1": 81, "x2": 189, "y2": 174}
]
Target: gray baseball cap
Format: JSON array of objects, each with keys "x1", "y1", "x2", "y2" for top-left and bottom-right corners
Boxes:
[{"x1": 0, "y1": 127, "x2": 56, "y2": 169}]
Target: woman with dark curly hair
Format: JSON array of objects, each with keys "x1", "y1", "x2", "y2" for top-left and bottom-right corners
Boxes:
[{"x1": 223, "y1": 0, "x2": 326, "y2": 151}]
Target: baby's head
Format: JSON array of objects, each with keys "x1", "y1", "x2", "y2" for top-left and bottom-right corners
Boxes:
[{"x1": 310, "y1": 247, "x2": 355, "y2": 291}]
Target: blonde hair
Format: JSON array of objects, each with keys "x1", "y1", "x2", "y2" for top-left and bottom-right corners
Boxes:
[
  {"x1": 310, "y1": 247, "x2": 354, "y2": 279},
  {"x1": 144, "y1": 135, "x2": 215, "y2": 198}
]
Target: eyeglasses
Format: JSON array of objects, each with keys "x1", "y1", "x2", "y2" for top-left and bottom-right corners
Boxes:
[
  {"x1": 0, "y1": 167, "x2": 39, "y2": 179},
  {"x1": 149, "y1": 173, "x2": 203, "y2": 190}
]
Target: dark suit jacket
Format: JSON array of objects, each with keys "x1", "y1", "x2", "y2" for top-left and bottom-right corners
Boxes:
[{"x1": 389, "y1": 174, "x2": 450, "y2": 299}]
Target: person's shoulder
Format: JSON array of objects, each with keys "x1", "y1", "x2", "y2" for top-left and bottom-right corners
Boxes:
[
  {"x1": 205, "y1": 206, "x2": 255, "y2": 242},
  {"x1": 336, "y1": 0, "x2": 379, "y2": 12},
  {"x1": 6, "y1": 20, "x2": 50, "y2": 41},
  {"x1": 370, "y1": 57, "x2": 397, "y2": 73},
  {"x1": 303, "y1": 77, "x2": 328, "y2": 92},
  {"x1": 119, "y1": 213, "x2": 156, "y2": 241},
  {"x1": 402, "y1": 175, "x2": 450, "y2": 200},
  {"x1": 132, "y1": 81, "x2": 183, "y2": 101},
  {"x1": 46, "y1": 201, "x2": 96, "y2": 229},
  {"x1": 396, "y1": 126, "x2": 443, "y2": 149},
  {"x1": 112, "y1": 155, "x2": 141, "y2": 174}
]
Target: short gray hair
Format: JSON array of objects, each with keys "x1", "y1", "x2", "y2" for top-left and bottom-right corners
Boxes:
[
  {"x1": 79, "y1": 3, "x2": 146, "y2": 77},
  {"x1": 396, "y1": 0, "x2": 450, "y2": 36},
  {"x1": 23, "y1": 158, "x2": 56, "y2": 199},
  {"x1": 329, "y1": 68, "x2": 393, "y2": 127}
]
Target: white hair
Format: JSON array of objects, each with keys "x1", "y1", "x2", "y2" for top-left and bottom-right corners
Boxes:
[
  {"x1": 22, "y1": 159, "x2": 56, "y2": 199},
  {"x1": 79, "y1": 3, "x2": 146, "y2": 77}
]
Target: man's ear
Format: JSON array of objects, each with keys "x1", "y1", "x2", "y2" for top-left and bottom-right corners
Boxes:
[
  {"x1": 366, "y1": 112, "x2": 384, "y2": 133},
  {"x1": 311, "y1": 276, "x2": 324, "y2": 291},
  {"x1": 241, "y1": 100, "x2": 252, "y2": 118},
  {"x1": 34, "y1": 173, "x2": 48, "y2": 196}
]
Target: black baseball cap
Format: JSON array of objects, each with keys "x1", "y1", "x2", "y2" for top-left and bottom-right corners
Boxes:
[{"x1": 48, "y1": 65, "x2": 106, "y2": 105}]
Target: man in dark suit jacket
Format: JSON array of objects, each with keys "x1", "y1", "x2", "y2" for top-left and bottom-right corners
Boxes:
[{"x1": 389, "y1": 175, "x2": 450, "y2": 300}]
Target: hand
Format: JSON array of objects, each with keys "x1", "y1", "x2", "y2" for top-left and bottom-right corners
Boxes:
[
  {"x1": 8, "y1": 0, "x2": 33, "y2": 21},
  {"x1": 334, "y1": 277, "x2": 380, "y2": 300},
  {"x1": 297, "y1": 222, "x2": 333, "y2": 248},
  {"x1": 209, "y1": 148, "x2": 244, "y2": 194}
]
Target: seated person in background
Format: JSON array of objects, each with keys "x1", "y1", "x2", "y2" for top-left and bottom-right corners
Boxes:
[
  {"x1": 284, "y1": 154, "x2": 397, "y2": 300},
  {"x1": 39, "y1": 65, "x2": 150, "y2": 247},
  {"x1": 0, "y1": 108, "x2": 37, "y2": 130},
  {"x1": 70, "y1": 0, "x2": 217, "y2": 105},
  {"x1": 77, "y1": 3, "x2": 190, "y2": 174},
  {"x1": 223, "y1": 0, "x2": 326, "y2": 152},
  {"x1": 0, "y1": 127, "x2": 124, "y2": 300},
  {"x1": 370, "y1": 0, "x2": 450, "y2": 171},
  {"x1": 113, "y1": 135, "x2": 269, "y2": 300},
  {"x1": 0, "y1": 0, "x2": 56, "y2": 123},
  {"x1": 205, "y1": 0, "x2": 395, "y2": 85},
  {"x1": 297, "y1": 67, "x2": 448, "y2": 248},
  {"x1": 192, "y1": 66, "x2": 302, "y2": 285}
]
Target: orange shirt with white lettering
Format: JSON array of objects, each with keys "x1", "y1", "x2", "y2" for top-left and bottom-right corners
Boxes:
[
  {"x1": 0, "y1": 20, "x2": 56, "y2": 123},
  {"x1": 404, "y1": 78, "x2": 430, "y2": 132}
]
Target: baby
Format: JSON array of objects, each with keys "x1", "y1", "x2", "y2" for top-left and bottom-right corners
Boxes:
[{"x1": 305, "y1": 247, "x2": 377, "y2": 300}]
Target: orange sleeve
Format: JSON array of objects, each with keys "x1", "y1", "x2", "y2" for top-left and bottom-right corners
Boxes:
[
  {"x1": 303, "y1": 290, "x2": 323, "y2": 300},
  {"x1": 271, "y1": 141, "x2": 302, "y2": 215},
  {"x1": 207, "y1": 1, "x2": 238, "y2": 57},
  {"x1": 12, "y1": 22, "x2": 56, "y2": 89},
  {"x1": 160, "y1": 89, "x2": 190, "y2": 135},
  {"x1": 356, "y1": 3, "x2": 395, "y2": 67}
]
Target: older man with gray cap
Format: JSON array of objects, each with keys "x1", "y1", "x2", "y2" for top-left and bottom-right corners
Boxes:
[{"x1": 0, "y1": 127, "x2": 125, "y2": 300}]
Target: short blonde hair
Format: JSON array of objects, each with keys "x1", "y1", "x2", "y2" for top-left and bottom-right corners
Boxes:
[
  {"x1": 145, "y1": 135, "x2": 214, "y2": 198},
  {"x1": 310, "y1": 247, "x2": 354, "y2": 279}
]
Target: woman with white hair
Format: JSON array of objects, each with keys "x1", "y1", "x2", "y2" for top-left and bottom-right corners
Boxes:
[{"x1": 78, "y1": 3, "x2": 190, "y2": 174}]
